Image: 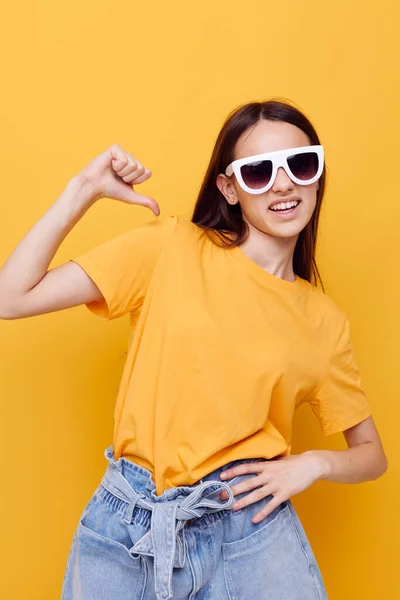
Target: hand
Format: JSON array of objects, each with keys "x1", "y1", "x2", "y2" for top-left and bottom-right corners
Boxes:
[
  {"x1": 77, "y1": 143, "x2": 160, "y2": 215},
  {"x1": 219, "y1": 453, "x2": 324, "y2": 523}
]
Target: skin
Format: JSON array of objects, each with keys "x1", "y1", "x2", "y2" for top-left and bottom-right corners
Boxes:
[
  {"x1": 0, "y1": 135, "x2": 388, "y2": 524},
  {"x1": 217, "y1": 119, "x2": 318, "y2": 282},
  {"x1": 216, "y1": 120, "x2": 388, "y2": 523}
]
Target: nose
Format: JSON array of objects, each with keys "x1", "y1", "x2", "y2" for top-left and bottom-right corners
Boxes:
[{"x1": 271, "y1": 166, "x2": 294, "y2": 192}]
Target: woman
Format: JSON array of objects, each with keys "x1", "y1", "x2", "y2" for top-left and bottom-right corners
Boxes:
[{"x1": 0, "y1": 100, "x2": 387, "y2": 600}]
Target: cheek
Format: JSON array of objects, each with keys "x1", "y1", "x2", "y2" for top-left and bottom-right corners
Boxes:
[
  {"x1": 296, "y1": 196, "x2": 318, "y2": 233},
  {"x1": 242, "y1": 204, "x2": 269, "y2": 230},
  {"x1": 302, "y1": 192, "x2": 318, "y2": 216},
  {"x1": 237, "y1": 194, "x2": 266, "y2": 220}
]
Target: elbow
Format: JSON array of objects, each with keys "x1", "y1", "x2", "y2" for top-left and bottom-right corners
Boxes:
[
  {"x1": 0, "y1": 305, "x2": 15, "y2": 320},
  {"x1": 0, "y1": 297, "x2": 20, "y2": 320},
  {"x1": 372, "y1": 449, "x2": 388, "y2": 480},
  {"x1": 0, "y1": 288, "x2": 13, "y2": 319},
  {"x1": 0, "y1": 310, "x2": 16, "y2": 320},
  {"x1": 0, "y1": 287, "x2": 27, "y2": 320},
  {"x1": 379, "y1": 453, "x2": 389, "y2": 478}
]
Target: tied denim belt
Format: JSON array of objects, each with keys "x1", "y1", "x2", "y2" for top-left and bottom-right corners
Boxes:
[{"x1": 100, "y1": 461, "x2": 236, "y2": 600}]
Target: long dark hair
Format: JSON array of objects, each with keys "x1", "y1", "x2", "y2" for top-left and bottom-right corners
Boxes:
[{"x1": 191, "y1": 99, "x2": 326, "y2": 288}]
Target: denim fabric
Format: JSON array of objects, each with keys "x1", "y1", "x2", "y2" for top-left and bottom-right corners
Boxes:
[{"x1": 61, "y1": 446, "x2": 328, "y2": 600}]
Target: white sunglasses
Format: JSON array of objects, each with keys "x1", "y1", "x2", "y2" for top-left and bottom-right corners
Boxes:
[{"x1": 225, "y1": 145, "x2": 324, "y2": 194}]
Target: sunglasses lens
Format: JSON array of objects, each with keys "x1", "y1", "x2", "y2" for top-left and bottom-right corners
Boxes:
[
  {"x1": 287, "y1": 152, "x2": 319, "y2": 181},
  {"x1": 240, "y1": 160, "x2": 273, "y2": 190}
]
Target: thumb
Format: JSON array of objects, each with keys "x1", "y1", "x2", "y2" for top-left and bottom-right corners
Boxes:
[{"x1": 125, "y1": 187, "x2": 160, "y2": 216}]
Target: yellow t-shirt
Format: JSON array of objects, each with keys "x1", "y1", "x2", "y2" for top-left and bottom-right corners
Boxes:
[{"x1": 71, "y1": 215, "x2": 371, "y2": 495}]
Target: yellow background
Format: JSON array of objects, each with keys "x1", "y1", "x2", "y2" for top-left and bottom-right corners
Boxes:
[{"x1": 0, "y1": 1, "x2": 398, "y2": 598}]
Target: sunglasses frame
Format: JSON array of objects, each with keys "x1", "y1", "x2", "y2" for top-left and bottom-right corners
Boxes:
[{"x1": 225, "y1": 145, "x2": 324, "y2": 195}]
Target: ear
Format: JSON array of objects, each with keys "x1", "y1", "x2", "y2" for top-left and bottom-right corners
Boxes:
[{"x1": 216, "y1": 173, "x2": 239, "y2": 205}]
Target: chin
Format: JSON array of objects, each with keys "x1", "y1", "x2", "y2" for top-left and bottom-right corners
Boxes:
[
  {"x1": 262, "y1": 220, "x2": 306, "y2": 239},
  {"x1": 269, "y1": 228, "x2": 303, "y2": 239},
  {"x1": 245, "y1": 213, "x2": 310, "y2": 240}
]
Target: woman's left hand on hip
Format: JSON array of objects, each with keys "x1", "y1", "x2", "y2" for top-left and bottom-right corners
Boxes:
[{"x1": 219, "y1": 453, "x2": 324, "y2": 523}]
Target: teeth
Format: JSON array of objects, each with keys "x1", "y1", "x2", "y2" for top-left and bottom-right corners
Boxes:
[{"x1": 270, "y1": 200, "x2": 299, "y2": 211}]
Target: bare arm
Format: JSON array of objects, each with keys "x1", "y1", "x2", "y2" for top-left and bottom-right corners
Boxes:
[
  {"x1": 0, "y1": 176, "x2": 102, "y2": 319},
  {"x1": 306, "y1": 415, "x2": 388, "y2": 484},
  {"x1": 216, "y1": 416, "x2": 387, "y2": 522},
  {"x1": 0, "y1": 144, "x2": 159, "y2": 320}
]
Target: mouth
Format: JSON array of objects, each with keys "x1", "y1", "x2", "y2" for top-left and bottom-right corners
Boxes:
[{"x1": 268, "y1": 199, "x2": 301, "y2": 216}]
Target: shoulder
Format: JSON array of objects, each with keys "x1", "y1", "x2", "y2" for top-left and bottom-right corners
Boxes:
[
  {"x1": 156, "y1": 214, "x2": 207, "y2": 245},
  {"x1": 301, "y1": 280, "x2": 349, "y2": 335}
]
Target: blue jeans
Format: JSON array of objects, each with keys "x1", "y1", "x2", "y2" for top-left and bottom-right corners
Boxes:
[{"x1": 61, "y1": 446, "x2": 328, "y2": 599}]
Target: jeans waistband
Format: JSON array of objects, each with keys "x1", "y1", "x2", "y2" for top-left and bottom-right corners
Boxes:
[{"x1": 102, "y1": 446, "x2": 263, "y2": 600}]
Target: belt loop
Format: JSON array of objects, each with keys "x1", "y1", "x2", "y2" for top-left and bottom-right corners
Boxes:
[
  {"x1": 104, "y1": 445, "x2": 123, "y2": 472},
  {"x1": 123, "y1": 494, "x2": 141, "y2": 524}
]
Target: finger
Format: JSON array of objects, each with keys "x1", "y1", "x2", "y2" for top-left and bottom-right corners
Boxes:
[
  {"x1": 111, "y1": 157, "x2": 129, "y2": 175},
  {"x1": 115, "y1": 149, "x2": 146, "y2": 175},
  {"x1": 113, "y1": 158, "x2": 144, "y2": 178},
  {"x1": 252, "y1": 494, "x2": 286, "y2": 523},
  {"x1": 118, "y1": 158, "x2": 146, "y2": 178},
  {"x1": 231, "y1": 484, "x2": 275, "y2": 511},
  {"x1": 109, "y1": 144, "x2": 127, "y2": 163},
  {"x1": 125, "y1": 190, "x2": 160, "y2": 216},
  {"x1": 220, "y1": 474, "x2": 263, "y2": 499},
  {"x1": 122, "y1": 168, "x2": 151, "y2": 184},
  {"x1": 129, "y1": 169, "x2": 152, "y2": 184},
  {"x1": 111, "y1": 156, "x2": 127, "y2": 168},
  {"x1": 220, "y1": 462, "x2": 265, "y2": 481}
]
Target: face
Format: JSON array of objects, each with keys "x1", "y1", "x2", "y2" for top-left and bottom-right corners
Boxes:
[{"x1": 217, "y1": 120, "x2": 319, "y2": 240}]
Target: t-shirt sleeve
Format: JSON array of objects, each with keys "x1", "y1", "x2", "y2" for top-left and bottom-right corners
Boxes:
[
  {"x1": 308, "y1": 315, "x2": 372, "y2": 435},
  {"x1": 70, "y1": 214, "x2": 177, "y2": 320}
]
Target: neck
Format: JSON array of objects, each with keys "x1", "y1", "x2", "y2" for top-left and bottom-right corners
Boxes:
[{"x1": 239, "y1": 220, "x2": 298, "y2": 282}]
